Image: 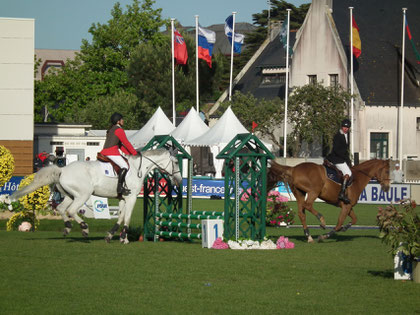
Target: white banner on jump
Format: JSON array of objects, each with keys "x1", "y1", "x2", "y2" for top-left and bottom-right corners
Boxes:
[
  {"x1": 275, "y1": 183, "x2": 410, "y2": 204},
  {"x1": 91, "y1": 196, "x2": 111, "y2": 219},
  {"x1": 358, "y1": 183, "x2": 410, "y2": 204}
]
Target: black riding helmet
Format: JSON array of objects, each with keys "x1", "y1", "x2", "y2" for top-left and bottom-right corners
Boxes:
[
  {"x1": 341, "y1": 118, "x2": 351, "y2": 128},
  {"x1": 110, "y1": 112, "x2": 123, "y2": 125}
]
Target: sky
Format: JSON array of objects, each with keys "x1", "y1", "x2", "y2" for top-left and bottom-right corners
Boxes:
[{"x1": 0, "y1": 0, "x2": 310, "y2": 50}]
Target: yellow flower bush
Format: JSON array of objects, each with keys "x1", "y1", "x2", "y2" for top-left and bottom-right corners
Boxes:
[
  {"x1": 6, "y1": 173, "x2": 50, "y2": 231},
  {"x1": 18, "y1": 173, "x2": 50, "y2": 212},
  {"x1": 0, "y1": 145, "x2": 15, "y2": 187},
  {"x1": 7, "y1": 211, "x2": 39, "y2": 231}
]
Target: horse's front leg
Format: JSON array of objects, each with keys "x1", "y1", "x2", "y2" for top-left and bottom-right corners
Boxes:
[
  {"x1": 120, "y1": 196, "x2": 137, "y2": 245},
  {"x1": 318, "y1": 204, "x2": 351, "y2": 242},
  {"x1": 105, "y1": 199, "x2": 125, "y2": 243}
]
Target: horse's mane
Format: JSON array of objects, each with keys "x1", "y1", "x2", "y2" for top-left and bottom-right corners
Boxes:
[{"x1": 352, "y1": 159, "x2": 387, "y2": 171}]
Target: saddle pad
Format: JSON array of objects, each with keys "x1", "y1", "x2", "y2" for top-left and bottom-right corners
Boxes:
[
  {"x1": 324, "y1": 166, "x2": 353, "y2": 186},
  {"x1": 100, "y1": 161, "x2": 117, "y2": 177}
]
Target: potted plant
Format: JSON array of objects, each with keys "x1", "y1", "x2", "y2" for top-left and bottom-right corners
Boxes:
[{"x1": 376, "y1": 199, "x2": 420, "y2": 282}]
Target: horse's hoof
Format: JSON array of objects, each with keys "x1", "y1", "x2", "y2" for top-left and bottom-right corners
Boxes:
[
  {"x1": 63, "y1": 227, "x2": 71, "y2": 236},
  {"x1": 82, "y1": 230, "x2": 89, "y2": 238},
  {"x1": 105, "y1": 236, "x2": 111, "y2": 243},
  {"x1": 317, "y1": 235, "x2": 325, "y2": 243},
  {"x1": 120, "y1": 238, "x2": 129, "y2": 244},
  {"x1": 307, "y1": 236, "x2": 314, "y2": 243}
]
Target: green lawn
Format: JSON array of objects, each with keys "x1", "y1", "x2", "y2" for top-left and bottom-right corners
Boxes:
[{"x1": 0, "y1": 199, "x2": 419, "y2": 314}]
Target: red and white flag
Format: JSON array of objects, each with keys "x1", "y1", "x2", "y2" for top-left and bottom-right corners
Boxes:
[{"x1": 174, "y1": 28, "x2": 188, "y2": 65}]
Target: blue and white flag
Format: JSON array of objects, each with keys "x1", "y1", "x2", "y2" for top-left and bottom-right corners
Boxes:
[{"x1": 224, "y1": 15, "x2": 245, "y2": 53}]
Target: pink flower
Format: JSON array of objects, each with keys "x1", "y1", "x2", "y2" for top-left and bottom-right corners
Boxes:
[
  {"x1": 276, "y1": 236, "x2": 295, "y2": 250},
  {"x1": 212, "y1": 237, "x2": 229, "y2": 249}
]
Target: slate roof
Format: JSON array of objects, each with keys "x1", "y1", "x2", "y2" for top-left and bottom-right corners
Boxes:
[
  {"x1": 332, "y1": 0, "x2": 420, "y2": 106},
  {"x1": 233, "y1": 31, "x2": 296, "y2": 99}
]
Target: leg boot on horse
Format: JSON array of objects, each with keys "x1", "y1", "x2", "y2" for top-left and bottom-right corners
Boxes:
[
  {"x1": 338, "y1": 175, "x2": 350, "y2": 204},
  {"x1": 117, "y1": 168, "x2": 130, "y2": 196}
]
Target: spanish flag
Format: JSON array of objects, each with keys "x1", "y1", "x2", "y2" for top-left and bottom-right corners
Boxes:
[{"x1": 352, "y1": 16, "x2": 361, "y2": 58}]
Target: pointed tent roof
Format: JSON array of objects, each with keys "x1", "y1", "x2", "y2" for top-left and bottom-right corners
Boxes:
[
  {"x1": 186, "y1": 106, "x2": 249, "y2": 146},
  {"x1": 170, "y1": 107, "x2": 209, "y2": 143},
  {"x1": 129, "y1": 106, "x2": 175, "y2": 148}
]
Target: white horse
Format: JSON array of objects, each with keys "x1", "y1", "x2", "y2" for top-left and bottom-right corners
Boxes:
[{"x1": 10, "y1": 148, "x2": 182, "y2": 244}]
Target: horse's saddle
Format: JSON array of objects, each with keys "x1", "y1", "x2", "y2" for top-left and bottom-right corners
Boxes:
[
  {"x1": 96, "y1": 153, "x2": 128, "y2": 175},
  {"x1": 323, "y1": 159, "x2": 353, "y2": 186}
]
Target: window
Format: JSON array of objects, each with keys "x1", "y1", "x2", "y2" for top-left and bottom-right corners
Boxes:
[
  {"x1": 308, "y1": 75, "x2": 317, "y2": 85},
  {"x1": 370, "y1": 132, "x2": 389, "y2": 159},
  {"x1": 329, "y1": 74, "x2": 338, "y2": 87},
  {"x1": 417, "y1": 117, "x2": 420, "y2": 130},
  {"x1": 260, "y1": 73, "x2": 286, "y2": 86},
  {"x1": 87, "y1": 142, "x2": 100, "y2": 146}
]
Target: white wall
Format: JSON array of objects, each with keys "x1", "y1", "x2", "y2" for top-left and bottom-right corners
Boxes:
[
  {"x1": 0, "y1": 18, "x2": 34, "y2": 140},
  {"x1": 360, "y1": 106, "x2": 420, "y2": 160},
  {"x1": 291, "y1": 0, "x2": 347, "y2": 89}
]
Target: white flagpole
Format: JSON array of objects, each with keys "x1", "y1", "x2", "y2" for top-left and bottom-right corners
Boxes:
[
  {"x1": 283, "y1": 9, "x2": 291, "y2": 158},
  {"x1": 171, "y1": 18, "x2": 176, "y2": 125},
  {"x1": 400, "y1": 8, "x2": 407, "y2": 167},
  {"x1": 349, "y1": 7, "x2": 354, "y2": 157},
  {"x1": 229, "y1": 12, "x2": 236, "y2": 101},
  {"x1": 195, "y1": 15, "x2": 199, "y2": 112}
]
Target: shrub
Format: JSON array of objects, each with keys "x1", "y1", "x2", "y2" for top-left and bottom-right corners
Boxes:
[{"x1": 0, "y1": 145, "x2": 15, "y2": 187}]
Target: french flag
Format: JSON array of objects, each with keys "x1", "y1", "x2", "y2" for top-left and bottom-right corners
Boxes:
[{"x1": 198, "y1": 26, "x2": 216, "y2": 67}]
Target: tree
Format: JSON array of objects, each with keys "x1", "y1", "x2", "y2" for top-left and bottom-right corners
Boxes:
[
  {"x1": 78, "y1": 90, "x2": 139, "y2": 130},
  {"x1": 221, "y1": 91, "x2": 284, "y2": 148},
  {"x1": 287, "y1": 83, "x2": 351, "y2": 157},
  {"x1": 35, "y1": 0, "x2": 167, "y2": 125},
  {"x1": 127, "y1": 27, "x2": 226, "y2": 121}
]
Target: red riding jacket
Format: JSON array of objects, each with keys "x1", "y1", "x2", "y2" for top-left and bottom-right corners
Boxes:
[{"x1": 100, "y1": 125, "x2": 137, "y2": 156}]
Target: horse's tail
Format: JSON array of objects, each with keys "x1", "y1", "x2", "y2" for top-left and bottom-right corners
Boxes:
[
  {"x1": 11, "y1": 165, "x2": 62, "y2": 201},
  {"x1": 267, "y1": 160, "x2": 294, "y2": 191}
]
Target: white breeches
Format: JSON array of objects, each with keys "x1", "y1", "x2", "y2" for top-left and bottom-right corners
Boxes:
[
  {"x1": 335, "y1": 162, "x2": 352, "y2": 177},
  {"x1": 107, "y1": 155, "x2": 128, "y2": 169}
]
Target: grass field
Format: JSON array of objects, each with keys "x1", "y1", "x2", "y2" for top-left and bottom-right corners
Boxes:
[{"x1": 1, "y1": 199, "x2": 419, "y2": 314}]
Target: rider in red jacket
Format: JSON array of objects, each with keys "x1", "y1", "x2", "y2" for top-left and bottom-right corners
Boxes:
[{"x1": 100, "y1": 112, "x2": 138, "y2": 195}]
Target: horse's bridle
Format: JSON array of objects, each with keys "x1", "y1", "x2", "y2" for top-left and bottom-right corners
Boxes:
[{"x1": 138, "y1": 153, "x2": 181, "y2": 178}]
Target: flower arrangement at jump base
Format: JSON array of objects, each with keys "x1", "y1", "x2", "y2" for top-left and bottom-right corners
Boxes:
[
  {"x1": 240, "y1": 189, "x2": 295, "y2": 226},
  {"x1": 212, "y1": 236, "x2": 295, "y2": 250},
  {"x1": 266, "y1": 190, "x2": 295, "y2": 226}
]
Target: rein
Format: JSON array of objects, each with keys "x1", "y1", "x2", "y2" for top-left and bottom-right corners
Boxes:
[{"x1": 140, "y1": 153, "x2": 181, "y2": 178}]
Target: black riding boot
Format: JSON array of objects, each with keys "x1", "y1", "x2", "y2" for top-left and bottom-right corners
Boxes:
[
  {"x1": 117, "y1": 168, "x2": 130, "y2": 195},
  {"x1": 338, "y1": 175, "x2": 350, "y2": 204}
]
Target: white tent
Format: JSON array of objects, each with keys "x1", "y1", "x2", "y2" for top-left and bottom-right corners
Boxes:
[
  {"x1": 129, "y1": 106, "x2": 175, "y2": 148},
  {"x1": 186, "y1": 106, "x2": 249, "y2": 178},
  {"x1": 187, "y1": 106, "x2": 248, "y2": 146},
  {"x1": 170, "y1": 107, "x2": 209, "y2": 143},
  {"x1": 170, "y1": 107, "x2": 211, "y2": 177}
]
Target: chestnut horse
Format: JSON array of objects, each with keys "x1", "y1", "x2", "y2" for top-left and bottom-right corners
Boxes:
[{"x1": 267, "y1": 159, "x2": 390, "y2": 242}]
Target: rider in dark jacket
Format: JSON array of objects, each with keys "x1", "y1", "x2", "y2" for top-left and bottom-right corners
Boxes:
[{"x1": 326, "y1": 118, "x2": 352, "y2": 204}]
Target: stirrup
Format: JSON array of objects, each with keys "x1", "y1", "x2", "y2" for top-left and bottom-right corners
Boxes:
[{"x1": 119, "y1": 187, "x2": 131, "y2": 196}]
